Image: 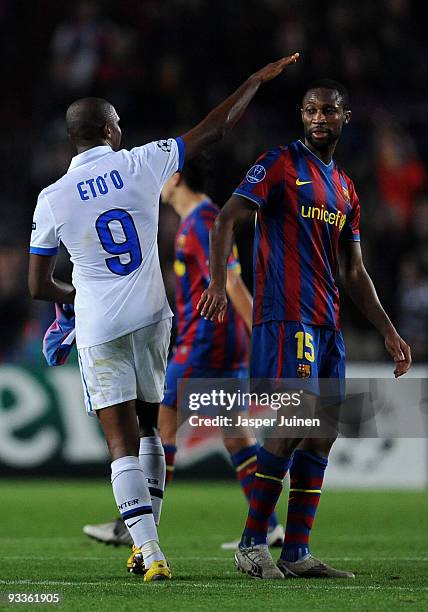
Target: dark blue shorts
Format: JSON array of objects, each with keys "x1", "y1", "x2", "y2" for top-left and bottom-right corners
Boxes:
[
  {"x1": 250, "y1": 321, "x2": 346, "y2": 399},
  {"x1": 162, "y1": 356, "x2": 247, "y2": 408}
]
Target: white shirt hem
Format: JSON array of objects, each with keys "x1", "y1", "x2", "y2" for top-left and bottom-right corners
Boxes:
[{"x1": 76, "y1": 312, "x2": 173, "y2": 349}]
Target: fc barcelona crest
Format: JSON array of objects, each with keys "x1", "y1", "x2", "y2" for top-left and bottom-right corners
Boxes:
[{"x1": 297, "y1": 363, "x2": 311, "y2": 378}]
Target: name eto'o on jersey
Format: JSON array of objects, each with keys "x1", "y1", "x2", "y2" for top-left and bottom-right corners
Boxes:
[{"x1": 77, "y1": 169, "x2": 124, "y2": 201}]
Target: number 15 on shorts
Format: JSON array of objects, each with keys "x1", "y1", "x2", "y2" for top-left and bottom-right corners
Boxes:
[{"x1": 295, "y1": 331, "x2": 315, "y2": 362}]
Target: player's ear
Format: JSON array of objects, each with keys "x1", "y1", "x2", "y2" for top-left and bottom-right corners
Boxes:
[
  {"x1": 344, "y1": 110, "x2": 352, "y2": 125},
  {"x1": 102, "y1": 123, "x2": 111, "y2": 140}
]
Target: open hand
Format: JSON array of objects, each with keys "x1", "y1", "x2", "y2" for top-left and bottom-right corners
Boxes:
[
  {"x1": 252, "y1": 53, "x2": 300, "y2": 84},
  {"x1": 197, "y1": 284, "x2": 227, "y2": 323},
  {"x1": 384, "y1": 330, "x2": 412, "y2": 378}
]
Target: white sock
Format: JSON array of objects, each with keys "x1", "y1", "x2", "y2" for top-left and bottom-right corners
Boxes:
[
  {"x1": 142, "y1": 540, "x2": 165, "y2": 567},
  {"x1": 111, "y1": 455, "x2": 164, "y2": 562},
  {"x1": 138, "y1": 436, "x2": 166, "y2": 525}
]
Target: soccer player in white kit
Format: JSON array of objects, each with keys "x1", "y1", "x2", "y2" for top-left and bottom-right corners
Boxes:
[{"x1": 28, "y1": 54, "x2": 300, "y2": 581}]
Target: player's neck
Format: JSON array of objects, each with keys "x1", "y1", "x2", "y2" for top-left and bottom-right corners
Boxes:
[
  {"x1": 302, "y1": 138, "x2": 336, "y2": 165},
  {"x1": 75, "y1": 140, "x2": 111, "y2": 154},
  {"x1": 174, "y1": 190, "x2": 209, "y2": 220}
]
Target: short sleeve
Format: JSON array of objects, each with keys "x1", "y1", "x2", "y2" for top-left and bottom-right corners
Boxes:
[
  {"x1": 233, "y1": 148, "x2": 283, "y2": 208},
  {"x1": 29, "y1": 193, "x2": 59, "y2": 256},
  {"x1": 130, "y1": 137, "x2": 185, "y2": 188},
  {"x1": 342, "y1": 181, "x2": 361, "y2": 242}
]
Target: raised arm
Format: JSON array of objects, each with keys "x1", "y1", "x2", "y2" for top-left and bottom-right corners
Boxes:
[
  {"x1": 338, "y1": 240, "x2": 411, "y2": 377},
  {"x1": 181, "y1": 54, "x2": 299, "y2": 159},
  {"x1": 197, "y1": 194, "x2": 257, "y2": 321},
  {"x1": 28, "y1": 254, "x2": 75, "y2": 303}
]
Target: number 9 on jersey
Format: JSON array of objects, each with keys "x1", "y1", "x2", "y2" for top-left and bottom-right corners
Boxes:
[{"x1": 95, "y1": 208, "x2": 142, "y2": 276}]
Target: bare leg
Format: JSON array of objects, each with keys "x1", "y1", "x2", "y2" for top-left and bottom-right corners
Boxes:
[
  {"x1": 136, "y1": 400, "x2": 160, "y2": 437},
  {"x1": 222, "y1": 425, "x2": 257, "y2": 455},
  {"x1": 158, "y1": 403, "x2": 178, "y2": 446},
  {"x1": 297, "y1": 436, "x2": 337, "y2": 458},
  {"x1": 97, "y1": 400, "x2": 140, "y2": 459}
]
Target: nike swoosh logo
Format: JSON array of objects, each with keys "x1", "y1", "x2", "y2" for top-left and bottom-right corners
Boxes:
[
  {"x1": 127, "y1": 519, "x2": 142, "y2": 528},
  {"x1": 296, "y1": 178, "x2": 312, "y2": 186}
]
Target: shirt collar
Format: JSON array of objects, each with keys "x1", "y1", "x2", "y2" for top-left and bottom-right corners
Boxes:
[
  {"x1": 297, "y1": 139, "x2": 334, "y2": 169},
  {"x1": 68, "y1": 145, "x2": 113, "y2": 172}
]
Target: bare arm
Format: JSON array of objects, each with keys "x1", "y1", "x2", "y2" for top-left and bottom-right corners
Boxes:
[
  {"x1": 339, "y1": 240, "x2": 411, "y2": 377},
  {"x1": 181, "y1": 53, "x2": 299, "y2": 159},
  {"x1": 28, "y1": 254, "x2": 75, "y2": 303},
  {"x1": 197, "y1": 194, "x2": 257, "y2": 321},
  {"x1": 226, "y1": 268, "x2": 253, "y2": 332}
]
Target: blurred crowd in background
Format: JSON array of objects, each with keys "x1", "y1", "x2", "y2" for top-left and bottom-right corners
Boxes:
[{"x1": 0, "y1": 0, "x2": 427, "y2": 364}]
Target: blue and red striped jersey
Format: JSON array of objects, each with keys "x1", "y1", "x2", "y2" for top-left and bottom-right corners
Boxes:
[
  {"x1": 174, "y1": 199, "x2": 247, "y2": 369},
  {"x1": 234, "y1": 140, "x2": 360, "y2": 330}
]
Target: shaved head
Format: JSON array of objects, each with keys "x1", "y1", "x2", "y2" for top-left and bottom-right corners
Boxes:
[{"x1": 65, "y1": 97, "x2": 121, "y2": 150}]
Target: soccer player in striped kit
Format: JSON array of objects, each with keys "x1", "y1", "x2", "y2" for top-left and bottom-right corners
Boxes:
[
  {"x1": 198, "y1": 80, "x2": 412, "y2": 579},
  {"x1": 159, "y1": 157, "x2": 283, "y2": 548}
]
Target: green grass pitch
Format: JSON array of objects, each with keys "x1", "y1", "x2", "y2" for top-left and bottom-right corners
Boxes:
[{"x1": 0, "y1": 481, "x2": 427, "y2": 611}]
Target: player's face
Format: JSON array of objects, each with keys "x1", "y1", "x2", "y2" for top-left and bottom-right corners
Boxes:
[{"x1": 301, "y1": 89, "x2": 351, "y2": 151}]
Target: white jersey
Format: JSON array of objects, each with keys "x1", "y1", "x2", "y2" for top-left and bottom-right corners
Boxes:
[{"x1": 30, "y1": 138, "x2": 185, "y2": 349}]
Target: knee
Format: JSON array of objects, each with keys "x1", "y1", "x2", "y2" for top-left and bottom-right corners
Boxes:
[{"x1": 96, "y1": 406, "x2": 140, "y2": 461}]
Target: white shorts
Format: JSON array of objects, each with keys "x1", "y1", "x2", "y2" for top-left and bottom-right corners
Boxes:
[{"x1": 78, "y1": 318, "x2": 172, "y2": 415}]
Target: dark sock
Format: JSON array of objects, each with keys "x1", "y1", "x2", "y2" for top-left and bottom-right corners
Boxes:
[
  {"x1": 241, "y1": 446, "x2": 291, "y2": 547},
  {"x1": 281, "y1": 450, "x2": 328, "y2": 562},
  {"x1": 230, "y1": 444, "x2": 279, "y2": 529}
]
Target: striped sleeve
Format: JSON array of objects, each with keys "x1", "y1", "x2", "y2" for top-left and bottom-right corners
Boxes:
[
  {"x1": 342, "y1": 180, "x2": 361, "y2": 241},
  {"x1": 233, "y1": 148, "x2": 283, "y2": 208}
]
